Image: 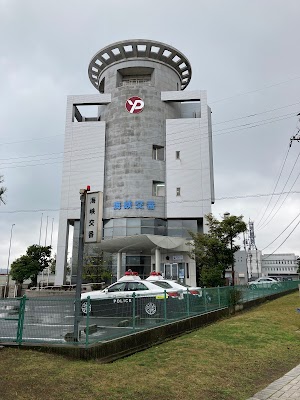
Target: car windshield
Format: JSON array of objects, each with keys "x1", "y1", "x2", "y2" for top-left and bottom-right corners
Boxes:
[
  {"x1": 152, "y1": 281, "x2": 173, "y2": 289},
  {"x1": 107, "y1": 282, "x2": 127, "y2": 292},
  {"x1": 127, "y1": 282, "x2": 148, "y2": 291},
  {"x1": 175, "y1": 282, "x2": 192, "y2": 288}
]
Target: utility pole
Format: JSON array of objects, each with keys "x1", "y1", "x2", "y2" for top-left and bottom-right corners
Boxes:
[
  {"x1": 38, "y1": 213, "x2": 43, "y2": 245},
  {"x1": 5, "y1": 224, "x2": 15, "y2": 298},
  {"x1": 290, "y1": 113, "x2": 300, "y2": 147},
  {"x1": 73, "y1": 186, "x2": 89, "y2": 341},
  {"x1": 247, "y1": 220, "x2": 258, "y2": 278},
  {"x1": 230, "y1": 232, "x2": 234, "y2": 286},
  {"x1": 224, "y1": 212, "x2": 235, "y2": 286},
  {"x1": 47, "y1": 218, "x2": 54, "y2": 286}
]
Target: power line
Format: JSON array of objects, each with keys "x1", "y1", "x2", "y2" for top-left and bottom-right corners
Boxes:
[
  {"x1": 256, "y1": 145, "x2": 291, "y2": 228},
  {"x1": 262, "y1": 218, "x2": 300, "y2": 259},
  {"x1": 1, "y1": 190, "x2": 300, "y2": 214},
  {"x1": 210, "y1": 75, "x2": 300, "y2": 104},
  {"x1": 216, "y1": 190, "x2": 300, "y2": 200},
  {"x1": 0, "y1": 207, "x2": 79, "y2": 214},
  {"x1": 213, "y1": 101, "x2": 300, "y2": 125},
  {"x1": 213, "y1": 111, "x2": 296, "y2": 133},
  {"x1": 258, "y1": 149, "x2": 300, "y2": 230},
  {"x1": 1, "y1": 113, "x2": 296, "y2": 170},
  {"x1": 0, "y1": 134, "x2": 63, "y2": 146},
  {"x1": 261, "y1": 212, "x2": 300, "y2": 251},
  {"x1": 258, "y1": 169, "x2": 300, "y2": 230},
  {"x1": 0, "y1": 100, "x2": 298, "y2": 149}
]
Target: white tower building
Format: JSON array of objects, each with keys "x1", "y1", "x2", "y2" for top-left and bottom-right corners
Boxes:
[{"x1": 55, "y1": 39, "x2": 215, "y2": 286}]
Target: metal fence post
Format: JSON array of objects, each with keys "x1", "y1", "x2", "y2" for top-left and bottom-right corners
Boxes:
[
  {"x1": 204, "y1": 288, "x2": 207, "y2": 312},
  {"x1": 186, "y1": 289, "x2": 190, "y2": 317},
  {"x1": 17, "y1": 295, "x2": 26, "y2": 345},
  {"x1": 85, "y1": 296, "x2": 90, "y2": 347},
  {"x1": 164, "y1": 290, "x2": 167, "y2": 322},
  {"x1": 225, "y1": 286, "x2": 230, "y2": 307},
  {"x1": 217, "y1": 286, "x2": 221, "y2": 308},
  {"x1": 132, "y1": 292, "x2": 136, "y2": 332}
]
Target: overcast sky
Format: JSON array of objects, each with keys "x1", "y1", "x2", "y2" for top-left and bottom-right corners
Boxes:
[{"x1": 1, "y1": 0, "x2": 300, "y2": 270}]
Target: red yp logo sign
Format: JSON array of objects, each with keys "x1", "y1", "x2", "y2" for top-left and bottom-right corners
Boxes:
[{"x1": 125, "y1": 96, "x2": 144, "y2": 114}]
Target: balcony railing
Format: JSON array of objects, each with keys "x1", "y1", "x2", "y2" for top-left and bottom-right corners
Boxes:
[{"x1": 120, "y1": 79, "x2": 152, "y2": 87}]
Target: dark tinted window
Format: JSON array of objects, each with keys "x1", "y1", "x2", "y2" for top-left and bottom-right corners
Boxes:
[
  {"x1": 107, "y1": 282, "x2": 126, "y2": 292},
  {"x1": 152, "y1": 281, "x2": 172, "y2": 289},
  {"x1": 127, "y1": 282, "x2": 148, "y2": 291}
]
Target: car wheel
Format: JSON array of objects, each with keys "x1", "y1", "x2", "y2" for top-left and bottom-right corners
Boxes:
[
  {"x1": 144, "y1": 301, "x2": 157, "y2": 316},
  {"x1": 250, "y1": 284, "x2": 256, "y2": 290},
  {"x1": 271, "y1": 284, "x2": 278, "y2": 290},
  {"x1": 81, "y1": 301, "x2": 92, "y2": 315}
]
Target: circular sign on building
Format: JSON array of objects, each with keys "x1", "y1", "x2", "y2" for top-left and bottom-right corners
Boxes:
[{"x1": 125, "y1": 96, "x2": 144, "y2": 114}]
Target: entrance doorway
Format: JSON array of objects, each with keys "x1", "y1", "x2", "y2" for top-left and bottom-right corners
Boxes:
[{"x1": 164, "y1": 263, "x2": 185, "y2": 283}]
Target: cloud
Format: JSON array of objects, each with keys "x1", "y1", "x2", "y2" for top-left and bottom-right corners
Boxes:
[{"x1": 1, "y1": 0, "x2": 300, "y2": 270}]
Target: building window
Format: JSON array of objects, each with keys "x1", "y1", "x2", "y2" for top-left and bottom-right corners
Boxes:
[
  {"x1": 121, "y1": 75, "x2": 151, "y2": 87},
  {"x1": 176, "y1": 151, "x2": 180, "y2": 160},
  {"x1": 176, "y1": 187, "x2": 181, "y2": 196},
  {"x1": 152, "y1": 145, "x2": 165, "y2": 161},
  {"x1": 153, "y1": 181, "x2": 165, "y2": 197},
  {"x1": 73, "y1": 104, "x2": 101, "y2": 122}
]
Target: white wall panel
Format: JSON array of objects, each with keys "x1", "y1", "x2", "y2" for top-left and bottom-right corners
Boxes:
[
  {"x1": 166, "y1": 109, "x2": 213, "y2": 219},
  {"x1": 56, "y1": 95, "x2": 108, "y2": 284}
]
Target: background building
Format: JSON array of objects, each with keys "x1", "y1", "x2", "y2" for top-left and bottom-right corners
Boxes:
[
  {"x1": 261, "y1": 253, "x2": 299, "y2": 281},
  {"x1": 233, "y1": 250, "x2": 299, "y2": 284},
  {"x1": 232, "y1": 250, "x2": 248, "y2": 285},
  {"x1": 247, "y1": 249, "x2": 262, "y2": 279},
  {"x1": 55, "y1": 39, "x2": 215, "y2": 286}
]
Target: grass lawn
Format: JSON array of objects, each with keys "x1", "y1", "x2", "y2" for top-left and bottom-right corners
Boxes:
[{"x1": 1, "y1": 292, "x2": 300, "y2": 400}]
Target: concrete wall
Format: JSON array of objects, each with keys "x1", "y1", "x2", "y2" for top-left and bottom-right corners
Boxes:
[
  {"x1": 100, "y1": 61, "x2": 181, "y2": 220},
  {"x1": 56, "y1": 95, "x2": 108, "y2": 284},
  {"x1": 164, "y1": 91, "x2": 213, "y2": 220},
  {"x1": 98, "y1": 60, "x2": 181, "y2": 93}
]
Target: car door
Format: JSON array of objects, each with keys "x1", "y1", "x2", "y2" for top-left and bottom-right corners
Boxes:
[
  {"x1": 91, "y1": 281, "x2": 128, "y2": 316},
  {"x1": 126, "y1": 282, "x2": 162, "y2": 318}
]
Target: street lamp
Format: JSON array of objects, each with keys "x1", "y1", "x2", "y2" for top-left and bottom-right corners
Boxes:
[{"x1": 5, "y1": 223, "x2": 15, "y2": 298}]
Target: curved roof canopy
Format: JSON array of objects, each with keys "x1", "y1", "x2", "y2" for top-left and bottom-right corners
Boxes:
[
  {"x1": 98, "y1": 234, "x2": 191, "y2": 253},
  {"x1": 88, "y1": 39, "x2": 192, "y2": 91}
]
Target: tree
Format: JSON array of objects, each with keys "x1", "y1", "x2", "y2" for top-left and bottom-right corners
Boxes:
[
  {"x1": 83, "y1": 246, "x2": 112, "y2": 283},
  {"x1": 216, "y1": 213, "x2": 247, "y2": 285},
  {"x1": 9, "y1": 255, "x2": 32, "y2": 285},
  {"x1": 189, "y1": 231, "x2": 232, "y2": 287},
  {"x1": 10, "y1": 245, "x2": 52, "y2": 287},
  {"x1": 189, "y1": 213, "x2": 247, "y2": 287},
  {"x1": 0, "y1": 175, "x2": 7, "y2": 205}
]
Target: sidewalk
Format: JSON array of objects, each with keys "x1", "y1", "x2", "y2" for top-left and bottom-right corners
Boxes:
[{"x1": 247, "y1": 364, "x2": 300, "y2": 399}]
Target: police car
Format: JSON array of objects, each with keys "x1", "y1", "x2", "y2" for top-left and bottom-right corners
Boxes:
[
  {"x1": 146, "y1": 271, "x2": 202, "y2": 297},
  {"x1": 81, "y1": 271, "x2": 181, "y2": 318}
]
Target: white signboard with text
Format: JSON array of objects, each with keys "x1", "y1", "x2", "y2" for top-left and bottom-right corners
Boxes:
[
  {"x1": 84, "y1": 191, "x2": 103, "y2": 243},
  {"x1": 173, "y1": 255, "x2": 184, "y2": 261}
]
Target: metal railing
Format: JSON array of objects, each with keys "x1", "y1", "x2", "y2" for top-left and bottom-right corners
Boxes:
[
  {"x1": 0, "y1": 280, "x2": 298, "y2": 347},
  {"x1": 119, "y1": 80, "x2": 152, "y2": 87}
]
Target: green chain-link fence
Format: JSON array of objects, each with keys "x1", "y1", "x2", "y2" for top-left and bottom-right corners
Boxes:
[{"x1": 0, "y1": 280, "x2": 299, "y2": 346}]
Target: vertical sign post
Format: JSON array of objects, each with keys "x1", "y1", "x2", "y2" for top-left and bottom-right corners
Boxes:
[{"x1": 73, "y1": 187, "x2": 88, "y2": 342}]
